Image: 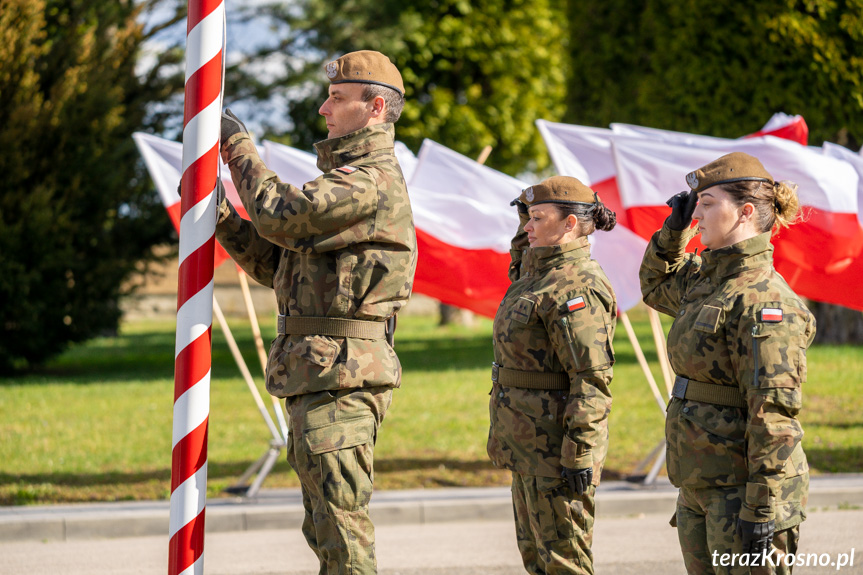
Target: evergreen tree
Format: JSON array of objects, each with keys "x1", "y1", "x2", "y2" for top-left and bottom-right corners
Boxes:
[{"x1": 0, "y1": 0, "x2": 173, "y2": 372}]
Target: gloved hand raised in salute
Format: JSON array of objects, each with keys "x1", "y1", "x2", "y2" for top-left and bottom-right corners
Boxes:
[{"x1": 665, "y1": 189, "x2": 698, "y2": 231}]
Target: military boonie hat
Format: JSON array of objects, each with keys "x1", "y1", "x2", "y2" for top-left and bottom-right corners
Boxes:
[
  {"x1": 685, "y1": 152, "x2": 774, "y2": 193},
  {"x1": 520, "y1": 175, "x2": 600, "y2": 207},
  {"x1": 324, "y1": 50, "x2": 405, "y2": 96}
]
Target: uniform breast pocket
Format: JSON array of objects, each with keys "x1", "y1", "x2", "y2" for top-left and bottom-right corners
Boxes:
[
  {"x1": 693, "y1": 305, "x2": 723, "y2": 333},
  {"x1": 510, "y1": 296, "x2": 536, "y2": 325}
]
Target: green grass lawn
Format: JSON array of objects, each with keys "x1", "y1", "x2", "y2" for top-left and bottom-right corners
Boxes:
[{"x1": 1, "y1": 306, "x2": 861, "y2": 505}]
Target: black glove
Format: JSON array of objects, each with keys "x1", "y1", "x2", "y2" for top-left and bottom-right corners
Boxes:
[
  {"x1": 509, "y1": 197, "x2": 529, "y2": 215},
  {"x1": 221, "y1": 108, "x2": 248, "y2": 143},
  {"x1": 665, "y1": 190, "x2": 698, "y2": 231},
  {"x1": 561, "y1": 466, "x2": 593, "y2": 495},
  {"x1": 736, "y1": 518, "x2": 774, "y2": 555}
]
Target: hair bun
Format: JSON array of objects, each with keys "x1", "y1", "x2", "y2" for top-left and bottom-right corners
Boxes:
[
  {"x1": 773, "y1": 181, "x2": 801, "y2": 230},
  {"x1": 592, "y1": 205, "x2": 617, "y2": 232}
]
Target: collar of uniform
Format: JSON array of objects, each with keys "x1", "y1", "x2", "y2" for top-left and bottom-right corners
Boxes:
[
  {"x1": 699, "y1": 232, "x2": 774, "y2": 282},
  {"x1": 314, "y1": 123, "x2": 395, "y2": 172},
  {"x1": 523, "y1": 236, "x2": 591, "y2": 275}
]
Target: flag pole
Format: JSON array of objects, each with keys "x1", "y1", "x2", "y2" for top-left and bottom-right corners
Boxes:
[{"x1": 169, "y1": 0, "x2": 224, "y2": 573}]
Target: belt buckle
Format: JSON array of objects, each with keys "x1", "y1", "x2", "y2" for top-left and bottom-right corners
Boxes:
[
  {"x1": 277, "y1": 315, "x2": 285, "y2": 335},
  {"x1": 491, "y1": 362, "x2": 499, "y2": 383},
  {"x1": 672, "y1": 376, "x2": 688, "y2": 400}
]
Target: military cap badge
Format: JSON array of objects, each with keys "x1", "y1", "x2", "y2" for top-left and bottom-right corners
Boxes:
[
  {"x1": 685, "y1": 172, "x2": 699, "y2": 190},
  {"x1": 525, "y1": 187, "x2": 534, "y2": 202},
  {"x1": 326, "y1": 61, "x2": 338, "y2": 79}
]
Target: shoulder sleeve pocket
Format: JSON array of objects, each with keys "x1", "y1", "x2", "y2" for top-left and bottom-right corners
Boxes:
[
  {"x1": 557, "y1": 291, "x2": 614, "y2": 372},
  {"x1": 751, "y1": 315, "x2": 801, "y2": 390},
  {"x1": 303, "y1": 415, "x2": 376, "y2": 455}
]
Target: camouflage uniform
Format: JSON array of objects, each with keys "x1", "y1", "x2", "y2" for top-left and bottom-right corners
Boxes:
[
  {"x1": 488, "y1": 212, "x2": 616, "y2": 575},
  {"x1": 216, "y1": 122, "x2": 417, "y2": 574},
  {"x1": 640, "y1": 222, "x2": 814, "y2": 575}
]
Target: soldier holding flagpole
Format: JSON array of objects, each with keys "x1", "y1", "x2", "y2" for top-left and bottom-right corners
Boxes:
[{"x1": 214, "y1": 50, "x2": 416, "y2": 574}]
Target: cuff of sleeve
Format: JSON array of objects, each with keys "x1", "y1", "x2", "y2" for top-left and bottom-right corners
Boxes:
[
  {"x1": 658, "y1": 221, "x2": 698, "y2": 249},
  {"x1": 217, "y1": 198, "x2": 232, "y2": 223},
  {"x1": 561, "y1": 438, "x2": 592, "y2": 469},
  {"x1": 219, "y1": 132, "x2": 251, "y2": 161},
  {"x1": 739, "y1": 482, "x2": 775, "y2": 522}
]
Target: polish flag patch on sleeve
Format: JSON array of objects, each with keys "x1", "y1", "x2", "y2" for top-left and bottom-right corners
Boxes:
[
  {"x1": 336, "y1": 165, "x2": 358, "y2": 174},
  {"x1": 566, "y1": 296, "x2": 586, "y2": 312},
  {"x1": 760, "y1": 308, "x2": 784, "y2": 322}
]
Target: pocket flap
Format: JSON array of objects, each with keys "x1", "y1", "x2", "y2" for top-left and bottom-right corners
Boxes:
[
  {"x1": 288, "y1": 335, "x2": 340, "y2": 369},
  {"x1": 511, "y1": 296, "x2": 536, "y2": 324},
  {"x1": 303, "y1": 415, "x2": 375, "y2": 455},
  {"x1": 694, "y1": 305, "x2": 722, "y2": 332}
]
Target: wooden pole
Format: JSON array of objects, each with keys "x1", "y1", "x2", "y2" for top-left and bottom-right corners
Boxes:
[
  {"x1": 619, "y1": 311, "x2": 667, "y2": 414},
  {"x1": 476, "y1": 145, "x2": 493, "y2": 166},
  {"x1": 647, "y1": 308, "x2": 674, "y2": 394},
  {"x1": 236, "y1": 267, "x2": 288, "y2": 440}
]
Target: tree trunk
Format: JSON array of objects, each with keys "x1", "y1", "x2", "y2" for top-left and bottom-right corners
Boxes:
[
  {"x1": 809, "y1": 301, "x2": 863, "y2": 344},
  {"x1": 439, "y1": 303, "x2": 475, "y2": 326}
]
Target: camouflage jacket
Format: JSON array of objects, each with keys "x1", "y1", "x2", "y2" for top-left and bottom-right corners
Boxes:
[
  {"x1": 640, "y1": 223, "x2": 815, "y2": 527},
  {"x1": 215, "y1": 123, "x2": 417, "y2": 398},
  {"x1": 487, "y1": 217, "x2": 616, "y2": 483}
]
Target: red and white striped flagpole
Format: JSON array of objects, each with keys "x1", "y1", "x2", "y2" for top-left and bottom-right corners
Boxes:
[{"x1": 169, "y1": 0, "x2": 224, "y2": 573}]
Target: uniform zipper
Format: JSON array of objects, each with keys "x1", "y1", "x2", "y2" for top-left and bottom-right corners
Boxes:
[
  {"x1": 560, "y1": 316, "x2": 580, "y2": 366},
  {"x1": 751, "y1": 324, "x2": 759, "y2": 388}
]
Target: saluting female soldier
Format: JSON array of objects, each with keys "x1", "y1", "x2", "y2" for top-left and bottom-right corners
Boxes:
[
  {"x1": 487, "y1": 176, "x2": 617, "y2": 575},
  {"x1": 640, "y1": 152, "x2": 814, "y2": 574}
]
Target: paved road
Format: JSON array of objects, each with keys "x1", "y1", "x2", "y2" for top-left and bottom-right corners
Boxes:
[{"x1": 2, "y1": 508, "x2": 861, "y2": 574}]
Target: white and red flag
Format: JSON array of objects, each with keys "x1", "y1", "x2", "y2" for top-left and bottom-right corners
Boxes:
[
  {"x1": 137, "y1": 133, "x2": 646, "y2": 317},
  {"x1": 539, "y1": 114, "x2": 863, "y2": 311},
  {"x1": 133, "y1": 132, "x2": 249, "y2": 268},
  {"x1": 405, "y1": 139, "x2": 646, "y2": 315}
]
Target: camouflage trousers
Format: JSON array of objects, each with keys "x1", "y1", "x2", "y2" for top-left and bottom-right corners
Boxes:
[
  {"x1": 675, "y1": 483, "x2": 805, "y2": 575},
  {"x1": 511, "y1": 472, "x2": 596, "y2": 575},
  {"x1": 285, "y1": 387, "x2": 393, "y2": 575}
]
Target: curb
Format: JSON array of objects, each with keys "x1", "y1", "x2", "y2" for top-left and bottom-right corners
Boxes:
[{"x1": 2, "y1": 475, "x2": 862, "y2": 543}]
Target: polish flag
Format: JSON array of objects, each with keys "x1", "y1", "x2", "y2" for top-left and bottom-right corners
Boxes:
[
  {"x1": 136, "y1": 132, "x2": 646, "y2": 317},
  {"x1": 538, "y1": 114, "x2": 863, "y2": 311},
  {"x1": 537, "y1": 113, "x2": 808, "y2": 241},
  {"x1": 265, "y1": 138, "x2": 645, "y2": 315},
  {"x1": 133, "y1": 132, "x2": 247, "y2": 268},
  {"x1": 406, "y1": 139, "x2": 645, "y2": 315},
  {"x1": 611, "y1": 134, "x2": 863, "y2": 310}
]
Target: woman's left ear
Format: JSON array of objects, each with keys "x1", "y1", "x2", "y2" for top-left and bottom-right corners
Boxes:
[
  {"x1": 740, "y1": 203, "x2": 755, "y2": 221},
  {"x1": 565, "y1": 214, "x2": 577, "y2": 231}
]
